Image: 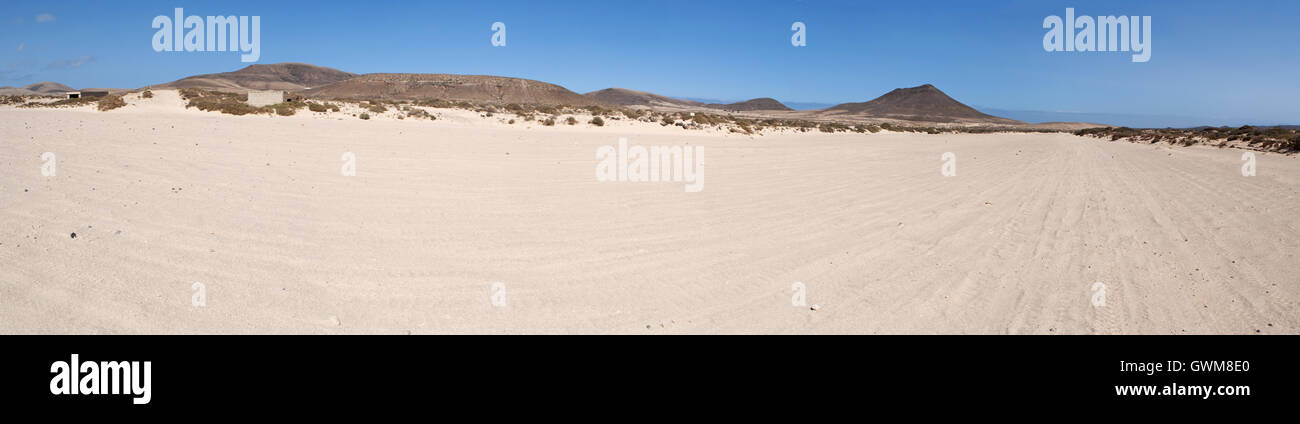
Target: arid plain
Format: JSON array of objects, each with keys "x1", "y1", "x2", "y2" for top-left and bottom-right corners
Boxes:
[{"x1": 1, "y1": 90, "x2": 1296, "y2": 334}]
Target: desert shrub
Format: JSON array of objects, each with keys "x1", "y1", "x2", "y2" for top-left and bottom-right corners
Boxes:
[
  {"x1": 178, "y1": 88, "x2": 203, "y2": 100},
  {"x1": 97, "y1": 94, "x2": 127, "y2": 111},
  {"x1": 359, "y1": 113, "x2": 370, "y2": 120},
  {"x1": 307, "y1": 102, "x2": 329, "y2": 112},
  {"x1": 368, "y1": 104, "x2": 387, "y2": 113},
  {"x1": 414, "y1": 99, "x2": 453, "y2": 109},
  {"x1": 692, "y1": 113, "x2": 721, "y2": 125},
  {"x1": 542, "y1": 117, "x2": 556, "y2": 126},
  {"x1": 406, "y1": 108, "x2": 434, "y2": 120},
  {"x1": 504, "y1": 103, "x2": 529, "y2": 114},
  {"x1": 1262, "y1": 128, "x2": 1290, "y2": 139},
  {"x1": 854, "y1": 124, "x2": 882, "y2": 133},
  {"x1": 1073, "y1": 126, "x2": 1299, "y2": 152},
  {"x1": 189, "y1": 98, "x2": 256, "y2": 115},
  {"x1": 202, "y1": 101, "x2": 256, "y2": 115},
  {"x1": 141, "y1": 90, "x2": 154, "y2": 99},
  {"x1": 267, "y1": 102, "x2": 302, "y2": 116},
  {"x1": 179, "y1": 89, "x2": 262, "y2": 115},
  {"x1": 22, "y1": 96, "x2": 98, "y2": 108},
  {"x1": 589, "y1": 116, "x2": 605, "y2": 126},
  {"x1": 819, "y1": 122, "x2": 853, "y2": 133},
  {"x1": 508, "y1": 119, "x2": 516, "y2": 124},
  {"x1": 564, "y1": 116, "x2": 578, "y2": 125}
]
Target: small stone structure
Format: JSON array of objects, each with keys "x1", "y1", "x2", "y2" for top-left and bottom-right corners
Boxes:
[{"x1": 247, "y1": 90, "x2": 285, "y2": 107}]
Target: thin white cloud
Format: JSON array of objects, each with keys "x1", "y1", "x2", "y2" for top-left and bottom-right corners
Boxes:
[
  {"x1": 45, "y1": 55, "x2": 93, "y2": 70},
  {"x1": 16, "y1": 43, "x2": 24, "y2": 51},
  {"x1": 35, "y1": 13, "x2": 55, "y2": 23},
  {"x1": 0, "y1": 71, "x2": 34, "y2": 82}
]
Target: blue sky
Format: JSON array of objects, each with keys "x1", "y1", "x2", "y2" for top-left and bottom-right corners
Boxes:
[{"x1": 2, "y1": 0, "x2": 1297, "y2": 127}]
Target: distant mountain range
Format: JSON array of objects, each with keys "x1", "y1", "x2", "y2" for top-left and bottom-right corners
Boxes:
[
  {"x1": 584, "y1": 87, "x2": 706, "y2": 108},
  {"x1": 820, "y1": 84, "x2": 1021, "y2": 125},
  {"x1": 22, "y1": 63, "x2": 1297, "y2": 129},
  {"x1": 303, "y1": 73, "x2": 601, "y2": 105},
  {"x1": 0, "y1": 81, "x2": 75, "y2": 96},
  {"x1": 25, "y1": 62, "x2": 1084, "y2": 126},
  {"x1": 583, "y1": 88, "x2": 792, "y2": 112},
  {"x1": 704, "y1": 98, "x2": 793, "y2": 112},
  {"x1": 150, "y1": 63, "x2": 357, "y2": 91}
]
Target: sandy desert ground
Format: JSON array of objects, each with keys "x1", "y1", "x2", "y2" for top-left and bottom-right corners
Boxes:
[{"x1": 1, "y1": 90, "x2": 1296, "y2": 334}]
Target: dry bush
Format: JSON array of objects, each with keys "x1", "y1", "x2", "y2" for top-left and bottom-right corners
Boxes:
[
  {"x1": 414, "y1": 99, "x2": 454, "y2": 109},
  {"x1": 1075, "y1": 126, "x2": 1299, "y2": 152},
  {"x1": 267, "y1": 102, "x2": 304, "y2": 116},
  {"x1": 97, "y1": 94, "x2": 126, "y2": 111},
  {"x1": 22, "y1": 96, "x2": 98, "y2": 108},
  {"x1": 183, "y1": 89, "x2": 258, "y2": 115},
  {"x1": 692, "y1": 113, "x2": 721, "y2": 125},
  {"x1": 406, "y1": 108, "x2": 435, "y2": 120}
]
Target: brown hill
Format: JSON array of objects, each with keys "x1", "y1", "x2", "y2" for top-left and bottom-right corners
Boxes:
[
  {"x1": 304, "y1": 73, "x2": 598, "y2": 105},
  {"x1": 0, "y1": 81, "x2": 76, "y2": 96},
  {"x1": 822, "y1": 84, "x2": 1021, "y2": 124},
  {"x1": 25, "y1": 81, "x2": 75, "y2": 94},
  {"x1": 153, "y1": 63, "x2": 356, "y2": 91},
  {"x1": 706, "y1": 97, "x2": 792, "y2": 111},
  {"x1": 583, "y1": 88, "x2": 703, "y2": 108},
  {"x1": 585, "y1": 88, "x2": 793, "y2": 112}
]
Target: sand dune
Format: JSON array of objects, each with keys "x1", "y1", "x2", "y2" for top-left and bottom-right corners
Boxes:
[{"x1": 0, "y1": 91, "x2": 1295, "y2": 334}]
